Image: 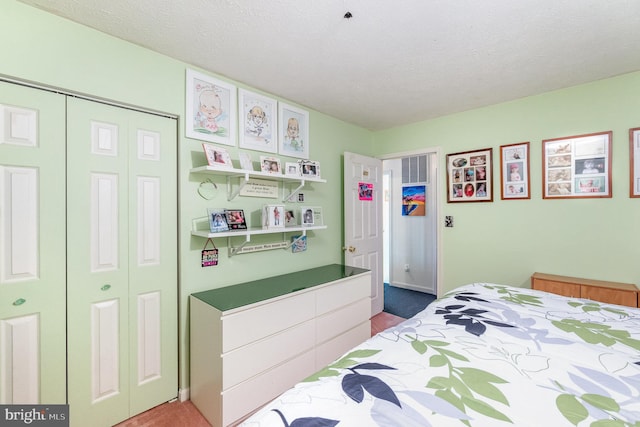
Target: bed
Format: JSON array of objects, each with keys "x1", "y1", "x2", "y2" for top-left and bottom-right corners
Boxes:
[{"x1": 240, "y1": 282, "x2": 640, "y2": 426}]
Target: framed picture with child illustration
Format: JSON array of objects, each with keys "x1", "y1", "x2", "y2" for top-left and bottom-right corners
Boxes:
[
  {"x1": 446, "y1": 148, "x2": 493, "y2": 203},
  {"x1": 500, "y1": 142, "x2": 530, "y2": 200},
  {"x1": 630, "y1": 127, "x2": 640, "y2": 197},
  {"x1": 542, "y1": 131, "x2": 612, "y2": 199}
]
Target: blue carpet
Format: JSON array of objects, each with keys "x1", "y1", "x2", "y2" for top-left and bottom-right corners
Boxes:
[{"x1": 384, "y1": 283, "x2": 436, "y2": 319}]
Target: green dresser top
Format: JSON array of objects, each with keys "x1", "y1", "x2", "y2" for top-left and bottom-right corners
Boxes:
[{"x1": 191, "y1": 264, "x2": 369, "y2": 311}]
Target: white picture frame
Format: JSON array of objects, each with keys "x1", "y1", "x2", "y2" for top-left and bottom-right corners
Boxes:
[
  {"x1": 260, "y1": 156, "x2": 282, "y2": 174},
  {"x1": 238, "y1": 88, "x2": 278, "y2": 153},
  {"x1": 285, "y1": 162, "x2": 300, "y2": 176},
  {"x1": 202, "y1": 143, "x2": 233, "y2": 168},
  {"x1": 301, "y1": 206, "x2": 322, "y2": 226},
  {"x1": 262, "y1": 204, "x2": 285, "y2": 229},
  {"x1": 186, "y1": 69, "x2": 237, "y2": 146},
  {"x1": 299, "y1": 159, "x2": 320, "y2": 178},
  {"x1": 279, "y1": 102, "x2": 309, "y2": 159},
  {"x1": 238, "y1": 151, "x2": 254, "y2": 171}
]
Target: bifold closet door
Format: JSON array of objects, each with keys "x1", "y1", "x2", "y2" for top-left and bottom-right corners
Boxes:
[
  {"x1": 66, "y1": 97, "x2": 177, "y2": 426},
  {"x1": 0, "y1": 82, "x2": 67, "y2": 404}
]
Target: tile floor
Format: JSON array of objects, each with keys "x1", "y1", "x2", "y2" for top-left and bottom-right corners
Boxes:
[{"x1": 116, "y1": 311, "x2": 406, "y2": 426}]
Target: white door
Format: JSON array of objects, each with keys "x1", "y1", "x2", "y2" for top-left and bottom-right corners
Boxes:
[
  {"x1": 0, "y1": 81, "x2": 67, "y2": 404},
  {"x1": 66, "y1": 97, "x2": 178, "y2": 426},
  {"x1": 343, "y1": 152, "x2": 383, "y2": 315}
]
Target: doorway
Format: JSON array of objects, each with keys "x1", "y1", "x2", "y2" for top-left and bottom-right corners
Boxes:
[{"x1": 382, "y1": 150, "x2": 439, "y2": 296}]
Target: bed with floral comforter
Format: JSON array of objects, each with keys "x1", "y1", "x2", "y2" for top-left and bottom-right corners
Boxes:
[{"x1": 240, "y1": 283, "x2": 640, "y2": 427}]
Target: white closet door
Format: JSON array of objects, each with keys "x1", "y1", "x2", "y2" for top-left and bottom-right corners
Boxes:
[
  {"x1": 66, "y1": 97, "x2": 177, "y2": 426},
  {"x1": 0, "y1": 82, "x2": 67, "y2": 404}
]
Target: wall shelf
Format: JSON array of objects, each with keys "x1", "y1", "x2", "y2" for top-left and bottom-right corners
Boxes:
[{"x1": 190, "y1": 166, "x2": 326, "y2": 201}]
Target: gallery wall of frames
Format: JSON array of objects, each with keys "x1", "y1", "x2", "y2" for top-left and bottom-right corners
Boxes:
[{"x1": 446, "y1": 129, "x2": 640, "y2": 203}]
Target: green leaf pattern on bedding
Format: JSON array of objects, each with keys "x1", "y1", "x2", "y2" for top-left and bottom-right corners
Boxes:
[{"x1": 241, "y1": 283, "x2": 640, "y2": 427}]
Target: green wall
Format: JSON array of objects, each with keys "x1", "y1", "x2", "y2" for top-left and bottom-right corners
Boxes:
[
  {"x1": 373, "y1": 72, "x2": 640, "y2": 291},
  {"x1": 1, "y1": 0, "x2": 373, "y2": 393}
]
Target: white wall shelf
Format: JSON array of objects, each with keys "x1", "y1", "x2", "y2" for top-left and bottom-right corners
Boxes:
[{"x1": 190, "y1": 166, "x2": 326, "y2": 201}]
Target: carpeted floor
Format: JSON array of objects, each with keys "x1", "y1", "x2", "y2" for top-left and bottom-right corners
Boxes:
[{"x1": 384, "y1": 283, "x2": 436, "y2": 319}]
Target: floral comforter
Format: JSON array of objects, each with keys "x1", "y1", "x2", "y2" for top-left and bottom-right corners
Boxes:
[{"x1": 240, "y1": 283, "x2": 640, "y2": 427}]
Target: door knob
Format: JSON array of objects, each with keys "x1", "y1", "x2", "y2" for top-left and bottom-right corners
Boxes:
[{"x1": 342, "y1": 246, "x2": 356, "y2": 253}]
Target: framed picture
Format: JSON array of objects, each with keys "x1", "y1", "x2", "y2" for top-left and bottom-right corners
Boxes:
[
  {"x1": 301, "y1": 206, "x2": 322, "y2": 226},
  {"x1": 299, "y1": 160, "x2": 320, "y2": 178},
  {"x1": 202, "y1": 143, "x2": 233, "y2": 168},
  {"x1": 630, "y1": 127, "x2": 640, "y2": 198},
  {"x1": 542, "y1": 131, "x2": 612, "y2": 199},
  {"x1": 224, "y1": 209, "x2": 247, "y2": 230},
  {"x1": 301, "y1": 207, "x2": 315, "y2": 226},
  {"x1": 186, "y1": 69, "x2": 236, "y2": 146},
  {"x1": 291, "y1": 235, "x2": 307, "y2": 253},
  {"x1": 285, "y1": 162, "x2": 300, "y2": 176},
  {"x1": 279, "y1": 102, "x2": 309, "y2": 159},
  {"x1": 446, "y1": 148, "x2": 493, "y2": 202},
  {"x1": 402, "y1": 185, "x2": 425, "y2": 216},
  {"x1": 500, "y1": 142, "x2": 530, "y2": 200},
  {"x1": 260, "y1": 156, "x2": 281, "y2": 174},
  {"x1": 262, "y1": 204, "x2": 285, "y2": 229},
  {"x1": 284, "y1": 209, "x2": 297, "y2": 227},
  {"x1": 238, "y1": 89, "x2": 277, "y2": 153},
  {"x1": 207, "y1": 208, "x2": 229, "y2": 233},
  {"x1": 238, "y1": 151, "x2": 254, "y2": 171}
]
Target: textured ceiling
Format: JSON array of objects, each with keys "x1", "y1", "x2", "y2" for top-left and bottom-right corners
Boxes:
[{"x1": 17, "y1": 0, "x2": 640, "y2": 131}]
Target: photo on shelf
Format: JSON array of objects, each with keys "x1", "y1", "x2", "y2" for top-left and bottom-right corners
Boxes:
[
  {"x1": 203, "y1": 143, "x2": 233, "y2": 168},
  {"x1": 285, "y1": 162, "x2": 300, "y2": 176},
  {"x1": 224, "y1": 209, "x2": 247, "y2": 230},
  {"x1": 285, "y1": 209, "x2": 297, "y2": 227},
  {"x1": 238, "y1": 151, "x2": 254, "y2": 171},
  {"x1": 291, "y1": 235, "x2": 307, "y2": 253},
  {"x1": 260, "y1": 156, "x2": 282, "y2": 174},
  {"x1": 301, "y1": 206, "x2": 322, "y2": 226},
  {"x1": 299, "y1": 160, "x2": 320, "y2": 178},
  {"x1": 262, "y1": 204, "x2": 285, "y2": 229},
  {"x1": 207, "y1": 208, "x2": 229, "y2": 233}
]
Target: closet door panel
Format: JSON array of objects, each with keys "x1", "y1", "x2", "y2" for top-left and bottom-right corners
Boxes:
[
  {"x1": 0, "y1": 82, "x2": 66, "y2": 404},
  {"x1": 67, "y1": 98, "x2": 131, "y2": 426},
  {"x1": 127, "y1": 109, "x2": 177, "y2": 416}
]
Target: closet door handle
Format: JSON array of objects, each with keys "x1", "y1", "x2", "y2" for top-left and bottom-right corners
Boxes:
[
  {"x1": 101, "y1": 284, "x2": 111, "y2": 291},
  {"x1": 13, "y1": 298, "x2": 26, "y2": 306}
]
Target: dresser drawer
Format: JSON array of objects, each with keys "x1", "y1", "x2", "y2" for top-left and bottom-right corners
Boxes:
[
  {"x1": 316, "y1": 297, "x2": 370, "y2": 345},
  {"x1": 221, "y1": 291, "x2": 315, "y2": 352},
  {"x1": 222, "y1": 319, "x2": 315, "y2": 388},
  {"x1": 316, "y1": 321, "x2": 371, "y2": 369},
  {"x1": 221, "y1": 349, "x2": 315, "y2": 426},
  {"x1": 316, "y1": 273, "x2": 370, "y2": 316}
]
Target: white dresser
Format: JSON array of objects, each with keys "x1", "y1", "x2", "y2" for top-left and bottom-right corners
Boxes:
[{"x1": 190, "y1": 264, "x2": 371, "y2": 427}]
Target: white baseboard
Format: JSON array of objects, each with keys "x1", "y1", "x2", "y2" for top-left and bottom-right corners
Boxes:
[{"x1": 178, "y1": 387, "x2": 190, "y2": 402}]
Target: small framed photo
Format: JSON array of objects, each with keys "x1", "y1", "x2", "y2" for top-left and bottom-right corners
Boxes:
[
  {"x1": 203, "y1": 143, "x2": 233, "y2": 168},
  {"x1": 500, "y1": 142, "x2": 530, "y2": 200},
  {"x1": 542, "y1": 131, "x2": 612, "y2": 199},
  {"x1": 260, "y1": 156, "x2": 282, "y2": 174},
  {"x1": 239, "y1": 151, "x2": 254, "y2": 171},
  {"x1": 262, "y1": 204, "x2": 285, "y2": 229},
  {"x1": 207, "y1": 209, "x2": 229, "y2": 233},
  {"x1": 238, "y1": 89, "x2": 277, "y2": 153},
  {"x1": 446, "y1": 148, "x2": 493, "y2": 202},
  {"x1": 224, "y1": 209, "x2": 247, "y2": 230},
  {"x1": 299, "y1": 160, "x2": 320, "y2": 178},
  {"x1": 630, "y1": 127, "x2": 640, "y2": 197},
  {"x1": 291, "y1": 235, "x2": 307, "y2": 253},
  {"x1": 186, "y1": 69, "x2": 236, "y2": 146},
  {"x1": 279, "y1": 102, "x2": 309, "y2": 159},
  {"x1": 284, "y1": 209, "x2": 297, "y2": 227},
  {"x1": 285, "y1": 162, "x2": 300, "y2": 176},
  {"x1": 301, "y1": 206, "x2": 322, "y2": 226}
]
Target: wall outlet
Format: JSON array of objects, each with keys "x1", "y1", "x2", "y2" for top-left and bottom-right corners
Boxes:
[
  {"x1": 445, "y1": 216, "x2": 453, "y2": 227},
  {"x1": 404, "y1": 264, "x2": 410, "y2": 272}
]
